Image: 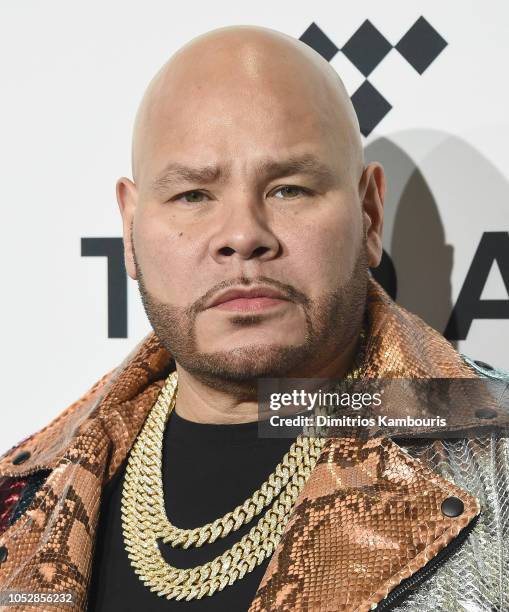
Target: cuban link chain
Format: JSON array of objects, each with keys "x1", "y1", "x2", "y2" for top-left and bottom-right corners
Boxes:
[{"x1": 121, "y1": 347, "x2": 364, "y2": 601}]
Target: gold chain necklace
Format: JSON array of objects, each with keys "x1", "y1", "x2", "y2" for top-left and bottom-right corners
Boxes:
[{"x1": 121, "y1": 338, "x2": 365, "y2": 601}]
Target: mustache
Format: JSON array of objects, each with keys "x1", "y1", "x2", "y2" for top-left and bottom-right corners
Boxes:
[{"x1": 191, "y1": 276, "x2": 310, "y2": 314}]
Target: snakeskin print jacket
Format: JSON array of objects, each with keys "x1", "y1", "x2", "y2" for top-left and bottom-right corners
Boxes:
[{"x1": 0, "y1": 277, "x2": 508, "y2": 612}]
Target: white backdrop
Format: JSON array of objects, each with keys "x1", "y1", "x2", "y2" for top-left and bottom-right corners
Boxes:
[{"x1": 1, "y1": 1, "x2": 508, "y2": 454}]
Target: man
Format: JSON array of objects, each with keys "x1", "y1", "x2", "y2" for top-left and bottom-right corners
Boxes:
[{"x1": 0, "y1": 24, "x2": 507, "y2": 612}]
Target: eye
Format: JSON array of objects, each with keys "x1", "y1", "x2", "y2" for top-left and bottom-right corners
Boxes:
[
  {"x1": 172, "y1": 190, "x2": 210, "y2": 203},
  {"x1": 271, "y1": 185, "x2": 310, "y2": 199}
]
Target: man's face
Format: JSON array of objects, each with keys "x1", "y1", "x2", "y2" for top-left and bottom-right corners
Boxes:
[{"x1": 119, "y1": 64, "x2": 381, "y2": 388}]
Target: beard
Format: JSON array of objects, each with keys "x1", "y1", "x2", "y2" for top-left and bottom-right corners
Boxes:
[{"x1": 132, "y1": 230, "x2": 369, "y2": 396}]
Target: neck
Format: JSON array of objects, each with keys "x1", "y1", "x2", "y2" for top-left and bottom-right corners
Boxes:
[{"x1": 173, "y1": 330, "x2": 364, "y2": 425}]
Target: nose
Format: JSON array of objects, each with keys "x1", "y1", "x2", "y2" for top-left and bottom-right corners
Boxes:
[{"x1": 208, "y1": 197, "x2": 281, "y2": 264}]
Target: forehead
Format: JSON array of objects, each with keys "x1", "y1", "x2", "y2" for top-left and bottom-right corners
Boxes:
[
  {"x1": 136, "y1": 67, "x2": 349, "y2": 185},
  {"x1": 142, "y1": 105, "x2": 342, "y2": 187}
]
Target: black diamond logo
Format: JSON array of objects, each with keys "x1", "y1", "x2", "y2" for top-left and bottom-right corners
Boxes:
[
  {"x1": 351, "y1": 81, "x2": 392, "y2": 136},
  {"x1": 395, "y1": 16, "x2": 447, "y2": 74},
  {"x1": 342, "y1": 20, "x2": 392, "y2": 77},
  {"x1": 299, "y1": 22, "x2": 339, "y2": 61}
]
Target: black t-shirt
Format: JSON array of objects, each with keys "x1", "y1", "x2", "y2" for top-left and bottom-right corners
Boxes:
[{"x1": 87, "y1": 408, "x2": 295, "y2": 611}]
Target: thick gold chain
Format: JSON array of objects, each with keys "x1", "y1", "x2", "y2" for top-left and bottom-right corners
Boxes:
[{"x1": 121, "y1": 336, "x2": 365, "y2": 601}]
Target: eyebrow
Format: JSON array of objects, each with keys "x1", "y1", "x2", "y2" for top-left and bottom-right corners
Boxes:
[{"x1": 150, "y1": 154, "x2": 338, "y2": 194}]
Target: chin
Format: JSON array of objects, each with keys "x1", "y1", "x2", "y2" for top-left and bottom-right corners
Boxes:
[
  {"x1": 188, "y1": 343, "x2": 312, "y2": 381},
  {"x1": 207, "y1": 336, "x2": 303, "y2": 355}
]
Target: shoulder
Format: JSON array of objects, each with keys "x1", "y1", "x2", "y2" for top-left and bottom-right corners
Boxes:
[
  {"x1": 0, "y1": 366, "x2": 117, "y2": 466},
  {"x1": 0, "y1": 367, "x2": 119, "y2": 535}
]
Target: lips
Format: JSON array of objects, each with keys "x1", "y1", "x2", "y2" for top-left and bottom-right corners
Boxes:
[{"x1": 206, "y1": 286, "x2": 289, "y2": 309}]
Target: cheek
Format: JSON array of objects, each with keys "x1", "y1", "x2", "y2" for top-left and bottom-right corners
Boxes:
[
  {"x1": 284, "y1": 202, "x2": 362, "y2": 291},
  {"x1": 134, "y1": 212, "x2": 198, "y2": 306}
]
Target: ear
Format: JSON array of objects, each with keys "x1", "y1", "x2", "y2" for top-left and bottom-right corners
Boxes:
[
  {"x1": 116, "y1": 177, "x2": 138, "y2": 281},
  {"x1": 358, "y1": 162, "x2": 385, "y2": 268}
]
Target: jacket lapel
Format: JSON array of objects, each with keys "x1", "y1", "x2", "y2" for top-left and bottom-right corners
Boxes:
[{"x1": 248, "y1": 435, "x2": 480, "y2": 611}]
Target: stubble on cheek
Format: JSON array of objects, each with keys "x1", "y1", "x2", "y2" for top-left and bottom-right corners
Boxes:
[{"x1": 136, "y1": 267, "x2": 200, "y2": 360}]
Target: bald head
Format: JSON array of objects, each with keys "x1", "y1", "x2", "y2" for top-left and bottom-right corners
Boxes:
[{"x1": 131, "y1": 25, "x2": 363, "y2": 185}]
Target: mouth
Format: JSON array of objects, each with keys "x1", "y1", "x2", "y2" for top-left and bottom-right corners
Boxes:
[
  {"x1": 206, "y1": 286, "x2": 291, "y2": 313},
  {"x1": 213, "y1": 296, "x2": 289, "y2": 312}
]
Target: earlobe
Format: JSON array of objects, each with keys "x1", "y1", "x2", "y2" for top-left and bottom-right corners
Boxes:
[{"x1": 116, "y1": 177, "x2": 138, "y2": 281}]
